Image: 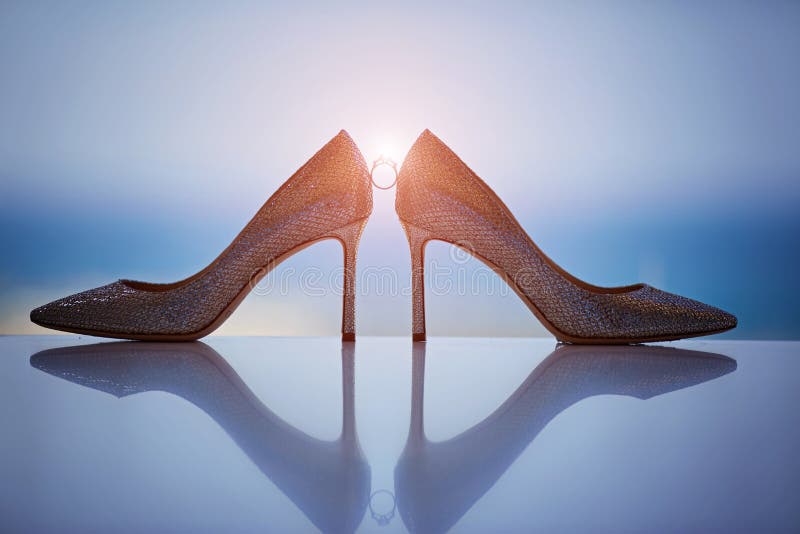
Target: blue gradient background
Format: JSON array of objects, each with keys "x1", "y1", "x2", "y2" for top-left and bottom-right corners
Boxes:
[{"x1": 2, "y1": 1, "x2": 798, "y2": 338}]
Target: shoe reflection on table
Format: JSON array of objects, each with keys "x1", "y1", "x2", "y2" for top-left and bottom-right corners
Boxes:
[
  {"x1": 30, "y1": 341, "x2": 370, "y2": 534},
  {"x1": 30, "y1": 341, "x2": 736, "y2": 534},
  {"x1": 395, "y1": 343, "x2": 737, "y2": 533}
]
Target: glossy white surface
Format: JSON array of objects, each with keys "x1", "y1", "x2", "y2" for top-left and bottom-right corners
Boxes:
[{"x1": 1, "y1": 336, "x2": 797, "y2": 533}]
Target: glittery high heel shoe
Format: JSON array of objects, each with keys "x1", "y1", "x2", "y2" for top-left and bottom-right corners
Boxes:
[
  {"x1": 396, "y1": 130, "x2": 737, "y2": 343},
  {"x1": 31, "y1": 130, "x2": 373, "y2": 341}
]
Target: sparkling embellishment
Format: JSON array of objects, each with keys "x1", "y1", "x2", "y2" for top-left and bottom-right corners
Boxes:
[
  {"x1": 396, "y1": 129, "x2": 737, "y2": 342},
  {"x1": 31, "y1": 131, "x2": 373, "y2": 338}
]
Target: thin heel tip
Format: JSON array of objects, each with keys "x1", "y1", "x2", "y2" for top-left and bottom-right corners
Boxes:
[
  {"x1": 342, "y1": 332, "x2": 356, "y2": 342},
  {"x1": 412, "y1": 333, "x2": 427, "y2": 342}
]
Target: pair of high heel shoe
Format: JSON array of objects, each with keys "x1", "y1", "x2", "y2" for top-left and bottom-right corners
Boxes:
[{"x1": 30, "y1": 130, "x2": 737, "y2": 343}]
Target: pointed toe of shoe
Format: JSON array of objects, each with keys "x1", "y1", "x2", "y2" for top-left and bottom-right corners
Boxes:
[
  {"x1": 706, "y1": 307, "x2": 737, "y2": 334},
  {"x1": 671, "y1": 295, "x2": 738, "y2": 337},
  {"x1": 637, "y1": 286, "x2": 738, "y2": 340},
  {"x1": 28, "y1": 281, "x2": 214, "y2": 339},
  {"x1": 30, "y1": 296, "x2": 85, "y2": 332},
  {"x1": 29, "y1": 305, "x2": 47, "y2": 326},
  {"x1": 30, "y1": 300, "x2": 72, "y2": 330},
  {"x1": 29, "y1": 282, "x2": 135, "y2": 335}
]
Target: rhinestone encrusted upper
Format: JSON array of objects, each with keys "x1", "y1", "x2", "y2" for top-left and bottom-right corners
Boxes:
[
  {"x1": 396, "y1": 130, "x2": 737, "y2": 342},
  {"x1": 31, "y1": 130, "x2": 372, "y2": 337}
]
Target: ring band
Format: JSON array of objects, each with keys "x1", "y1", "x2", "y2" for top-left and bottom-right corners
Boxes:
[
  {"x1": 370, "y1": 156, "x2": 398, "y2": 190},
  {"x1": 368, "y1": 489, "x2": 396, "y2": 525}
]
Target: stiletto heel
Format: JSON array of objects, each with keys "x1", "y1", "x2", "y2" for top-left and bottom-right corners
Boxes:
[
  {"x1": 31, "y1": 130, "x2": 373, "y2": 341},
  {"x1": 401, "y1": 221, "x2": 433, "y2": 342},
  {"x1": 396, "y1": 129, "x2": 737, "y2": 344},
  {"x1": 327, "y1": 218, "x2": 368, "y2": 342}
]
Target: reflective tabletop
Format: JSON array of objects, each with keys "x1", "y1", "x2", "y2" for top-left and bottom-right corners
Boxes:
[{"x1": 1, "y1": 336, "x2": 797, "y2": 533}]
